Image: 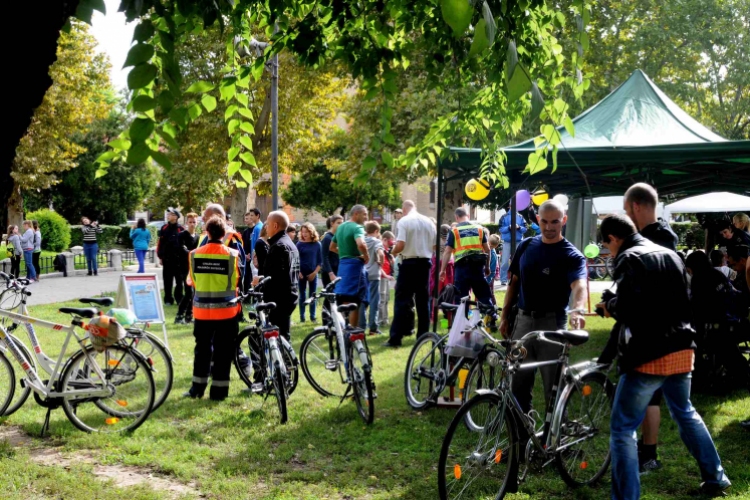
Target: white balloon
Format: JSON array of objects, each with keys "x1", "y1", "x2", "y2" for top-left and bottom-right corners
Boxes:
[{"x1": 553, "y1": 194, "x2": 569, "y2": 206}]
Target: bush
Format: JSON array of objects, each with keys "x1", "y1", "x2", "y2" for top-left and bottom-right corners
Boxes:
[
  {"x1": 26, "y1": 209, "x2": 71, "y2": 252},
  {"x1": 670, "y1": 222, "x2": 704, "y2": 249},
  {"x1": 69, "y1": 225, "x2": 122, "y2": 250},
  {"x1": 117, "y1": 224, "x2": 158, "y2": 249}
]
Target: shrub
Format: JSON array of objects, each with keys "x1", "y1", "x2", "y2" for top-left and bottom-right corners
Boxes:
[
  {"x1": 26, "y1": 209, "x2": 71, "y2": 252},
  {"x1": 670, "y1": 222, "x2": 704, "y2": 248},
  {"x1": 117, "y1": 224, "x2": 158, "y2": 249},
  {"x1": 69, "y1": 225, "x2": 122, "y2": 250}
]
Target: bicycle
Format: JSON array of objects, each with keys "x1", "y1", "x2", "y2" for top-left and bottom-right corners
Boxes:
[
  {"x1": 232, "y1": 277, "x2": 299, "y2": 424},
  {"x1": 404, "y1": 297, "x2": 504, "y2": 415},
  {"x1": 438, "y1": 326, "x2": 614, "y2": 499},
  {"x1": 0, "y1": 272, "x2": 173, "y2": 415},
  {"x1": 299, "y1": 277, "x2": 377, "y2": 424},
  {"x1": 0, "y1": 305, "x2": 155, "y2": 435}
]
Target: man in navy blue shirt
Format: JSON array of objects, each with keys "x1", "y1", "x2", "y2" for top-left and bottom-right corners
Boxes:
[{"x1": 499, "y1": 199, "x2": 587, "y2": 415}]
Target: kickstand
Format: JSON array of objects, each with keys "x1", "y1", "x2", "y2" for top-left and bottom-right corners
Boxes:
[
  {"x1": 338, "y1": 384, "x2": 352, "y2": 406},
  {"x1": 40, "y1": 407, "x2": 52, "y2": 438}
]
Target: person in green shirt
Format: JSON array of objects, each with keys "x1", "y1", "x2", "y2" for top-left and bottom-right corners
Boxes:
[{"x1": 330, "y1": 205, "x2": 370, "y2": 327}]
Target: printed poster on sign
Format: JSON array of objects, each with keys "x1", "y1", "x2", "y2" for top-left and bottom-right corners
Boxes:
[{"x1": 116, "y1": 273, "x2": 169, "y2": 345}]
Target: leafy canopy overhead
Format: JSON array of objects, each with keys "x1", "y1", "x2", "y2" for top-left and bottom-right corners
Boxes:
[{"x1": 90, "y1": 0, "x2": 591, "y2": 189}]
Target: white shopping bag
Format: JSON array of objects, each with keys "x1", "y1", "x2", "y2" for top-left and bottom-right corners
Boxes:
[{"x1": 445, "y1": 299, "x2": 484, "y2": 358}]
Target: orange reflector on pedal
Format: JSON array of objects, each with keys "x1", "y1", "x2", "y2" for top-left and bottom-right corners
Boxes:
[
  {"x1": 582, "y1": 385, "x2": 592, "y2": 396},
  {"x1": 108, "y1": 360, "x2": 120, "y2": 367},
  {"x1": 454, "y1": 464, "x2": 462, "y2": 480},
  {"x1": 105, "y1": 417, "x2": 120, "y2": 425},
  {"x1": 580, "y1": 461, "x2": 588, "y2": 470},
  {"x1": 495, "y1": 450, "x2": 503, "y2": 463},
  {"x1": 115, "y1": 400, "x2": 128, "y2": 407}
]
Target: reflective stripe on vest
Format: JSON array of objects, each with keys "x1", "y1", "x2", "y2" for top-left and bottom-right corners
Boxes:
[
  {"x1": 198, "y1": 232, "x2": 241, "y2": 248},
  {"x1": 452, "y1": 225, "x2": 485, "y2": 262},
  {"x1": 189, "y1": 242, "x2": 240, "y2": 320}
]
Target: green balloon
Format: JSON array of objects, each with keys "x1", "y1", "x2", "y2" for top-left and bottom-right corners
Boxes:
[
  {"x1": 584, "y1": 244, "x2": 600, "y2": 259},
  {"x1": 108, "y1": 308, "x2": 137, "y2": 327}
]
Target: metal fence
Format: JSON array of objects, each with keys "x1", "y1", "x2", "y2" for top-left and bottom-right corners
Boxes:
[{"x1": 73, "y1": 251, "x2": 112, "y2": 270}]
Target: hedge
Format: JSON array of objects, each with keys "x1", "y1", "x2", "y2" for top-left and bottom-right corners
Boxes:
[
  {"x1": 26, "y1": 209, "x2": 71, "y2": 252},
  {"x1": 69, "y1": 225, "x2": 122, "y2": 250},
  {"x1": 116, "y1": 225, "x2": 158, "y2": 249}
]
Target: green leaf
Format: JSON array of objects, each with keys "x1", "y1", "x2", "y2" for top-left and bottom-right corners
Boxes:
[
  {"x1": 563, "y1": 116, "x2": 576, "y2": 137},
  {"x1": 150, "y1": 150, "x2": 172, "y2": 170},
  {"x1": 188, "y1": 103, "x2": 203, "y2": 120},
  {"x1": 530, "y1": 82, "x2": 544, "y2": 121},
  {"x1": 251, "y1": 59, "x2": 265, "y2": 82},
  {"x1": 580, "y1": 31, "x2": 589, "y2": 51},
  {"x1": 132, "y1": 95, "x2": 157, "y2": 112},
  {"x1": 469, "y1": 19, "x2": 490, "y2": 57},
  {"x1": 507, "y1": 64, "x2": 532, "y2": 102},
  {"x1": 169, "y1": 108, "x2": 188, "y2": 129},
  {"x1": 158, "y1": 91, "x2": 175, "y2": 113},
  {"x1": 551, "y1": 147, "x2": 559, "y2": 173},
  {"x1": 220, "y1": 77, "x2": 237, "y2": 101},
  {"x1": 240, "y1": 135, "x2": 254, "y2": 151},
  {"x1": 185, "y1": 81, "x2": 215, "y2": 93},
  {"x1": 363, "y1": 156, "x2": 377, "y2": 171},
  {"x1": 239, "y1": 152, "x2": 257, "y2": 167},
  {"x1": 239, "y1": 107, "x2": 254, "y2": 120},
  {"x1": 123, "y1": 43, "x2": 154, "y2": 68},
  {"x1": 228, "y1": 119, "x2": 240, "y2": 135},
  {"x1": 127, "y1": 63, "x2": 157, "y2": 90},
  {"x1": 238, "y1": 168, "x2": 253, "y2": 184},
  {"x1": 236, "y1": 93, "x2": 249, "y2": 107},
  {"x1": 383, "y1": 133, "x2": 396, "y2": 145},
  {"x1": 235, "y1": 180, "x2": 248, "y2": 188},
  {"x1": 130, "y1": 118, "x2": 155, "y2": 143},
  {"x1": 381, "y1": 151, "x2": 394, "y2": 169},
  {"x1": 201, "y1": 94, "x2": 217, "y2": 112},
  {"x1": 481, "y1": 1, "x2": 497, "y2": 47},
  {"x1": 133, "y1": 21, "x2": 155, "y2": 43},
  {"x1": 127, "y1": 142, "x2": 151, "y2": 164},
  {"x1": 526, "y1": 151, "x2": 548, "y2": 174},
  {"x1": 108, "y1": 138, "x2": 131, "y2": 150},
  {"x1": 228, "y1": 146, "x2": 240, "y2": 162},
  {"x1": 155, "y1": 128, "x2": 179, "y2": 149},
  {"x1": 224, "y1": 105, "x2": 238, "y2": 121},
  {"x1": 441, "y1": 0, "x2": 473, "y2": 37},
  {"x1": 505, "y1": 40, "x2": 519, "y2": 84},
  {"x1": 228, "y1": 161, "x2": 242, "y2": 177},
  {"x1": 240, "y1": 121, "x2": 254, "y2": 134},
  {"x1": 95, "y1": 167, "x2": 108, "y2": 179}
]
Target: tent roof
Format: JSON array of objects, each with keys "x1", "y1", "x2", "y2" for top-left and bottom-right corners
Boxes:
[
  {"x1": 665, "y1": 192, "x2": 750, "y2": 213},
  {"x1": 442, "y1": 70, "x2": 750, "y2": 198}
]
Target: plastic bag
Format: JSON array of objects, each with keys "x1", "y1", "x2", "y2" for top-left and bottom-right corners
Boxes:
[
  {"x1": 445, "y1": 300, "x2": 484, "y2": 358},
  {"x1": 107, "y1": 308, "x2": 137, "y2": 328},
  {"x1": 87, "y1": 314, "x2": 127, "y2": 351}
]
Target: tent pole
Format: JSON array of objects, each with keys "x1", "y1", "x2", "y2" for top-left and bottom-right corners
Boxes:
[
  {"x1": 510, "y1": 191, "x2": 517, "y2": 254},
  {"x1": 433, "y1": 160, "x2": 444, "y2": 332}
]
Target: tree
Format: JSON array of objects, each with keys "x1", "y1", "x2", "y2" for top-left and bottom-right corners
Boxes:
[
  {"x1": 25, "y1": 112, "x2": 158, "y2": 224},
  {"x1": 9, "y1": 19, "x2": 111, "y2": 226}
]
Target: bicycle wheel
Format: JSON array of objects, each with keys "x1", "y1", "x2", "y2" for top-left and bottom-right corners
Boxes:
[
  {"x1": 300, "y1": 329, "x2": 345, "y2": 397},
  {"x1": 272, "y1": 361, "x2": 288, "y2": 424},
  {"x1": 60, "y1": 345, "x2": 155, "y2": 434},
  {"x1": 349, "y1": 343, "x2": 375, "y2": 424},
  {"x1": 462, "y1": 349, "x2": 504, "y2": 431},
  {"x1": 404, "y1": 332, "x2": 443, "y2": 409},
  {"x1": 592, "y1": 258, "x2": 607, "y2": 280},
  {"x1": 279, "y1": 337, "x2": 299, "y2": 395},
  {"x1": 129, "y1": 332, "x2": 173, "y2": 411},
  {"x1": 0, "y1": 351, "x2": 15, "y2": 416},
  {"x1": 438, "y1": 392, "x2": 517, "y2": 500},
  {"x1": 0, "y1": 334, "x2": 34, "y2": 416},
  {"x1": 234, "y1": 327, "x2": 261, "y2": 389},
  {"x1": 555, "y1": 372, "x2": 613, "y2": 487}
]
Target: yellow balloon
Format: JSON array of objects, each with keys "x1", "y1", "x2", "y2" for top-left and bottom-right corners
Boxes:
[
  {"x1": 532, "y1": 192, "x2": 549, "y2": 205},
  {"x1": 465, "y1": 178, "x2": 490, "y2": 201}
]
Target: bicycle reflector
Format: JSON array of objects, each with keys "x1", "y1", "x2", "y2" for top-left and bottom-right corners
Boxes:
[
  {"x1": 105, "y1": 417, "x2": 120, "y2": 425},
  {"x1": 582, "y1": 385, "x2": 592, "y2": 396},
  {"x1": 494, "y1": 450, "x2": 503, "y2": 463},
  {"x1": 453, "y1": 464, "x2": 462, "y2": 480},
  {"x1": 115, "y1": 400, "x2": 128, "y2": 407},
  {"x1": 349, "y1": 333, "x2": 365, "y2": 342},
  {"x1": 263, "y1": 330, "x2": 279, "y2": 339},
  {"x1": 580, "y1": 461, "x2": 588, "y2": 470}
]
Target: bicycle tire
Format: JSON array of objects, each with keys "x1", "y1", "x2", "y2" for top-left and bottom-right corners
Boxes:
[
  {"x1": 279, "y1": 337, "x2": 299, "y2": 395},
  {"x1": 404, "y1": 332, "x2": 442, "y2": 410},
  {"x1": 60, "y1": 345, "x2": 155, "y2": 434},
  {"x1": 438, "y1": 392, "x2": 517, "y2": 500},
  {"x1": 554, "y1": 372, "x2": 613, "y2": 488},
  {"x1": 234, "y1": 327, "x2": 261, "y2": 389},
  {"x1": 462, "y1": 348, "x2": 504, "y2": 431},
  {"x1": 0, "y1": 334, "x2": 34, "y2": 416},
  {"x1": 0, "y1": 351, "x2": 15, "y2": 417},
  {"x1": 129, "y1": 332, "x2": 173, "y2": 411},
  {"x1": 592, "y1": 258, "x2": 607, "y2": 280},
  {"x1": 349, "y1": 342, "x2": 375, "y2": 425},
  {"x1": 273, "y1": 361, "x2": 288, "y2": 424},
  {"x1": 300, "y1": 329, "x2": 345, "y2": 398}
]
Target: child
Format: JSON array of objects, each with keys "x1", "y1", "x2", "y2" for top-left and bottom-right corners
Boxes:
[
  {"x1": 379, "y1": 231, "x2": 396, "y2": 327},
  {"x1": 359, "y1": 221, "x2": 385, "y2": 335},
  {"x1": 487, "y1": 234, "x2": 501, "y2": 303}
]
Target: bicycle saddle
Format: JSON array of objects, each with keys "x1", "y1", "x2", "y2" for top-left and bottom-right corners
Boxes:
[
  {"x1": 59, "y1": 307, "x2": 98, "y2": 319},
  {"x1": 79, "y1": 297, "x2": 115, "y2": 307},
  {"x1": 337, "y1": 303, "x2": 358, "y2": 313},
  {"x1": 255, "y1": 302, "x2": 276, "y2": 311},
  {"x1": 544, "y1": 329, "x2": 589, "y2": 346}
]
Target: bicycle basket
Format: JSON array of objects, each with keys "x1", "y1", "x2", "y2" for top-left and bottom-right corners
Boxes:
[
  {"x1": 86, "y1": 314, "x2": 127, "y2": 351},
  {"x1": 445, "y1": 301, "x2": 484, "y2": 359}
]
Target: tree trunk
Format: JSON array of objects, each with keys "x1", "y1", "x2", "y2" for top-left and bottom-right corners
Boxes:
[
  {"x1": 229, "y1": 186, "x2": 249, "y2": 222},
  {"x1": 441, "y1": 169, "x2": 465, "y2": 225},
  {"x1": 7, "y1": 180, "x2": 24, "y2": 228}
]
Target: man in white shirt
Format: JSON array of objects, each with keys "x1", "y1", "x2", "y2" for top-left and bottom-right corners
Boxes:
[{"x1": 384, "y1": 200, "x2": 437, "y2": 347}]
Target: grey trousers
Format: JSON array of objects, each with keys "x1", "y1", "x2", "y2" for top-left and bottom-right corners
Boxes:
[{"x1": 510, "y1": 311, "x2": 567, "y2": 414}]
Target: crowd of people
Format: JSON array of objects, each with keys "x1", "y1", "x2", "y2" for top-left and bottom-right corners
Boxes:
[{"x1": 4, "y1": 220, "x2": 42, "y2": 282}]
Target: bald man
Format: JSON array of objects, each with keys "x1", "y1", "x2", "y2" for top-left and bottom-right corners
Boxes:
[{"x1": 198, "y1": 203, "x2": 246, "y2": 289}]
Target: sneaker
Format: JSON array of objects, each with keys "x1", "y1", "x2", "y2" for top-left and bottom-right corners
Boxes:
[
  {"x1": 87, "y1": 272, "x2": 93, "y2": 276},
  {"x1": 369, "y1": 330, "x2": 382, "y2": 336},
  {"x1": 699, "y1": 482, "x2": 731, "y2": 497},
  {"x1": 182, "y1": 390, "x2": 203, "y2": 399},
  {"x1": 242, "y1": 364, "x2": 254, "y2": 381},
  {"x1": 175, "y1": 315, "x2": 185, "y2": 325},
  {"x1": 382, "y1": 340, "x2": 402, "y2": 348},
  {"x1": 184, "y1": 316, "x2": 193, "y2": 324},
  {"x1": 639, "y1": 458, "x2": 662, "y2": 475}
]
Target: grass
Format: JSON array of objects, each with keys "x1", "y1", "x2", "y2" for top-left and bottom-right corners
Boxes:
[{"x1": 0, "y1": 291, "x2": 748, "y2": 500}]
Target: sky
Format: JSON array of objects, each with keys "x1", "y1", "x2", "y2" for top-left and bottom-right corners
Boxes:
[{"x1": 89, "y1": 0, "x2": 135, "y2": 90}]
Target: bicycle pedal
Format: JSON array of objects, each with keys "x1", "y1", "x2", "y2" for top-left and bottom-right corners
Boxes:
[{"x1": 324, "y1": 360, "x2": 339, "y2": 370}]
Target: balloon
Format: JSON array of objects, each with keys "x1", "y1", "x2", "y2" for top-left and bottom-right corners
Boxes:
[
  {"x1": 532, "y1": 192, "x2": 549, "y2": 206},
  {"x1": 108, "y1": 308, "x2": 137, "y2": 327},
  {"x1": 465, "y1": 178, "x2": 490, "y2": 201},
  {"x1": 515, "y1": 190, "x2": 531, "y2": 210},
  {"x1": 584, "y1": 244, "x2": 600, "y2": 259},
  {"x1": 553, "y1": 194, "x2": 569, "y2": 206}
]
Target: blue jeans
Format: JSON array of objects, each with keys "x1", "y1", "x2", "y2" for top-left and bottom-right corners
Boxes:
[
  {"x1": 135, "y1": 249, "x2": 147, "y2": 273},
  {"x1": 500, "y1": 241, "x2": 511, "y2": 283},
  {"x1": 359, "y1": 278, "x2": 381, "y2": 331},
  {"x1": 23, "y1": 250, "x2": 36, "y2": 280},
  {"x1": 611, "y1": 371, "x2": 730, "y2": 500},
  {"x1": 83, "y1": 243, "x2": 99, "y2": 274},
  {"x1": 298, "y1": 276, "x2": 318, "y2": 321}
]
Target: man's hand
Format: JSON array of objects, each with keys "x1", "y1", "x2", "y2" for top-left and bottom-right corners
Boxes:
[
  {"x1": 439, "y1": 270, "x2": 446, "y2": 281},
  {"x1": 569, "y1": 312, "x2": 586, "y2": 329},
  {"x1": 252, "y1": 276, "x2": 262, "y2": 287},
  {"x1": 307, "y1": 273, "x2": 316, "y2": 282},
  {"x1": 499, "y1": 317, "x2": 510, "y2": 338},
  {"x1": 246, "y1": 254, "x2": 251, "y2": 261},
  {"x1": 595, "y1": 302, "x2": 611, "y2": 318},
  {"x1": 328, "y1": 272, "x2": 336, "y2": 281},
  {"x1": 361, "y1": 253, "x2": 369, "y2": 265}
]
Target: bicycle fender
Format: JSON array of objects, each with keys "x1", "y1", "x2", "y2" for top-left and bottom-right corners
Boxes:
[
  {"x1": 474, "y1": 388, "x2": 495, "y2": 397},
  {"x1": 313, "y1": 326, "x2": 328, "y2": 334}
]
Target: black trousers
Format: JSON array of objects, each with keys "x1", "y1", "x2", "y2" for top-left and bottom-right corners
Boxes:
[
  {"x1": 32, "y1": 252, "x2": 41, "y2": 277},
  {"x1": 10, "y1": 255, "x2": 21, "y2": 279},
  {"x1": 191, "y1": 317, "x2": 239, "y2": 400},
  {"x1": 162, "y1": 260, "x2": 184, "y2": 304},
  {"x1": 268, "y1": 307, "x2": 294, "y2": 341},
  {"x1": 389, "y1": 258, "x2": 431, "y2": 344},
  {"x1": 177, "y1": 279, "x2": 194, "y2": 319}
]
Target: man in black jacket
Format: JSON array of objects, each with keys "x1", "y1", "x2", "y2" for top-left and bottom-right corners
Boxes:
[
  {"x1": 254, "y1": 210, "x2": 300, "y2": 341},
  {"x1": 597, "y1": 214, "x2": 730, "y2": 500},
  {"x1": 176, "y1": 212, "x2": 199, "y2": 324},
  {"x1": 157, "y1": 208, "x2": 186, "y2": 305}
]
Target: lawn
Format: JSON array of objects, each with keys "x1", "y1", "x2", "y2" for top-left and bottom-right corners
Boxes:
[{"x1": 0, "y1": 291, "x2": 748, "y2": 500}]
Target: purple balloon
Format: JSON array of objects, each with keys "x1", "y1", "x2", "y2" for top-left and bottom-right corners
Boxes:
[{"x1": 516, "y1": 190, "x2": 531, "y2": 210}]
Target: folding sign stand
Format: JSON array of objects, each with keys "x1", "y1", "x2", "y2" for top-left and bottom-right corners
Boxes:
[{"x1": 115, "y1": 273, "x2": 169, "y2": 347}]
